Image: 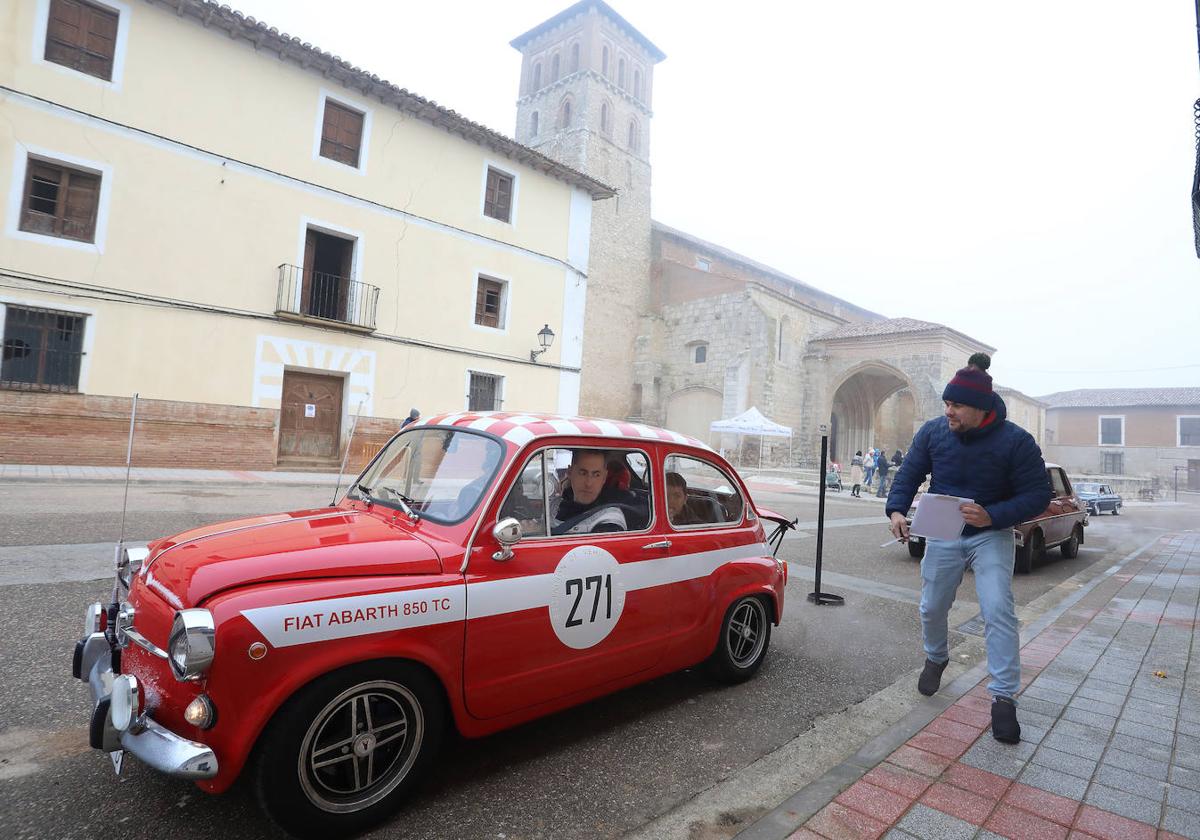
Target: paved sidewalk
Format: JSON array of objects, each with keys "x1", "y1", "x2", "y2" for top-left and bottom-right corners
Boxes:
[
  {"x1": 741, "y1": 533, "x2": 1200, "y2": 840},
  {"x1": 0, "y1": 463, "x2": 340, "y2": 484}
]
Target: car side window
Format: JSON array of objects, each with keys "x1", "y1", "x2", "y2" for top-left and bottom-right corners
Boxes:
[
  {"x1": 499, "y1": 452, "x2": 549, "y2": 537},
  {"x1": 501, "y1": 446, "x2": 653, "y2": 538},
  {"x1": 664, "y1": 454, "x2": 744, "y2": 529},
  {"x1": 1048, "y1": 468, "x2": 1069, "y2": 498}
]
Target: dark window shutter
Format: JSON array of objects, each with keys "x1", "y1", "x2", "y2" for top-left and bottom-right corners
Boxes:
[
  {"x1": 484, "y1": 169, "x2": 513, "y2": 222},
  {"x1": 475, "y1": 278, "x2": 503, "y2": 328},
  {"x1": 320, "y1": 101, "x2": 364, "y2": 167},
  {"x1": 45, "y1": 0, "x2": 118, "y2": 82},
  {"x1": 20, "y1": 159, "x2": 100, "y2": 243}
]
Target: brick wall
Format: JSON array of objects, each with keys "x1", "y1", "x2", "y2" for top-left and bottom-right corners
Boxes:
[{"x1": 0, "y1": 392, "x2": 279, "y2": 468}]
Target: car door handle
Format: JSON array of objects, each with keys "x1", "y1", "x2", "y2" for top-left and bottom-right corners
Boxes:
[{"x1": 642, "y1": 540, "x2": 671, "y2": 550}]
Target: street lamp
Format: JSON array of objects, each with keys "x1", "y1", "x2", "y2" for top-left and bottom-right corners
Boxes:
[{"x1": 530, "y1": 324, "x2": 555, "y2": 362}]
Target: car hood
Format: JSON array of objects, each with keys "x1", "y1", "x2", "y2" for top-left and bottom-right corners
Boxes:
[{"x1": 141, "y1": 507, "x2": 442, "y2": 606}]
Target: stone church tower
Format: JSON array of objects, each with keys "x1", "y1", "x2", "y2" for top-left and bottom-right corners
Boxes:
[{"x1": 511, "y1": 1, "x2": 665, "y2": 418}]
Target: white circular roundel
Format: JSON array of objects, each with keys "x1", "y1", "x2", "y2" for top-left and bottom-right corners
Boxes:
[{"x1": 549, "y1": 545, "x2": 627, "y2": 649}]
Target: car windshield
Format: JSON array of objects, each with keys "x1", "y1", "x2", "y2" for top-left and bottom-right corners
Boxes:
[
  {"x1": 1077, "y1": 483, "x2": 1101, "y2": 493},
  {"x1": 351, "y1": 428, "x2": 504, "y2": 524}
]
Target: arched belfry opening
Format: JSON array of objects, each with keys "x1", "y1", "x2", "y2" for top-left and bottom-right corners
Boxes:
[{"x1": 829, "y1": 364, "x2": 915, "y2": 466}]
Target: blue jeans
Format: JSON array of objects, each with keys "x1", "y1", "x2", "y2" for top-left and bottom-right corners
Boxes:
[
  {"x1": 875, "y1": 473, "x2": 889, "y2": 496},
  {"x1": 863, "y1": 466, "x2": 875, "y2": 486},
  {"x1": 920, "y1": 529, "x2": 1019, "y2": 699}
]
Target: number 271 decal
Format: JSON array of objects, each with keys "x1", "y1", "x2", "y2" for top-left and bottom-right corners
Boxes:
[{"x1": 564, "y1": 574, "x2": 613, "y2": 627}]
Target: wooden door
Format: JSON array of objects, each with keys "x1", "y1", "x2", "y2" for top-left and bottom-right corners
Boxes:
[{"x1": 279, "y1": 371, "x2": 344, "y2": 459}]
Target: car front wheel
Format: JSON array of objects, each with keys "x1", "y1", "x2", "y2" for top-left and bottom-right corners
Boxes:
[
  {"x1": 1112, "y1": 505, "x2": 1120, "y2": 516},
  {"x1": 254, "y1": 662, "x2": 444, "y2": 839},
  {"x1": 707, "y1": 595, "x2": 772, "y2": 683}
]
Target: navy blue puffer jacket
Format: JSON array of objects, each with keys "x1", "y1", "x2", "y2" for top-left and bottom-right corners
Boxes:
[{"x1": 885, "y1": 395, "x2": 1052, "y2": 535}]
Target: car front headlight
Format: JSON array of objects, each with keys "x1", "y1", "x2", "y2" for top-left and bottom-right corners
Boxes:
[{"x1": 168, "y1": 609, "x2": 216, "y2": 681}]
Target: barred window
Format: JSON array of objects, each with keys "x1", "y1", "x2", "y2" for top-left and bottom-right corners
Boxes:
[
  {"x1": 1101, "y1": 451, "x2": 1123, "y2": 475},
  {"x1": 1, "y1": 305, "x2": 86, "y2": 392},
  {"x1": 45, "y1": 0, "x2": 118, "y2": 81},
  {"x1": 468, "y1": 372, "x2": 503, "y2": 411},
  {"x1": 483, "y1": 168, "x2": 514, "y2": 222},
  {"x1": 320, "y1": 100, "x2": 365, "y2": 168},
  {"x1": 20, "y1": 158, "x2": 100, "y2": 243}
]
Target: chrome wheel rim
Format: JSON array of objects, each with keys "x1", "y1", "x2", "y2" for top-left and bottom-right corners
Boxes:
[
  {"x1": 298, "y1": 679, "x2": 424, "y2": 813},
  {"x1": 726, "y1": 599, "x2": 767, "y2": 668}
]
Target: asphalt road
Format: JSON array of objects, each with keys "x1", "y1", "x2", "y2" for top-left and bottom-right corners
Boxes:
[{"x1": 0, "y1": 479, "x2": 1192, "y2": 839}]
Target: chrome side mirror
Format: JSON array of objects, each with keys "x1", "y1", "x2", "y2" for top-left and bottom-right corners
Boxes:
[{"x1": 492, "y1": 517, "x2": 523, "y2": 562}]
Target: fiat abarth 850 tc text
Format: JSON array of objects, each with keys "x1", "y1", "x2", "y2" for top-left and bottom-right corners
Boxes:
[{"x1": 72, "y1": 412, "x2": 790, "y2": 837}]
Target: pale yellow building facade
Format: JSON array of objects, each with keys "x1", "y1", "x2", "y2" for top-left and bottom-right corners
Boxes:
[{"x1": 0, "y1": 0, "x2": 611, "y2": 467}]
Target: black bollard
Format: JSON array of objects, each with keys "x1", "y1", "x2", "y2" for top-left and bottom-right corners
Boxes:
[{"x1": 807, "y1": 431, "x2": 844, "y2": 606}]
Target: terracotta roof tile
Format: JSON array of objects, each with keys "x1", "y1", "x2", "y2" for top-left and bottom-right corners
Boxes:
[{"x1": 1037, "y1": 388, "x2": 1200, "y2": 408}]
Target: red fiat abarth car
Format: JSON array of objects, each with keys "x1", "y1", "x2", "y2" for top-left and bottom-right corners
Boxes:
[{"x1": 72, "y1": 413, "x2": 789, "y2": 838}]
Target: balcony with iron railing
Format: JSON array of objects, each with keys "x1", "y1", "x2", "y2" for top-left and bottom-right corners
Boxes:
[{"x1": 275, "y1": 264, "x2": 380, "y2": 332}]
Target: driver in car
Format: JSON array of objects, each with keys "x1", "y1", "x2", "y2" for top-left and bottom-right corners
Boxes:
[{"x1": 552, "y1": 449, "x2": 631, "y2": 535}]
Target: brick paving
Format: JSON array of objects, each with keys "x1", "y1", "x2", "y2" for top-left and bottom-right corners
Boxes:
[{"x1": 780, "y1": 533, "x2": 1200, "y2": 840}]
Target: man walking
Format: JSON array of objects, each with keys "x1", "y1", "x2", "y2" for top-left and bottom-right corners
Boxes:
[
  {"x1": 874, "y1": 450, "x2": 891, "y2": 497},
  {"x1": 886, "y1": 353, "x2": 1051, "y2": 744},
  {"x1": 863, "y1": 449, "x2": 876, "y2": 488}
]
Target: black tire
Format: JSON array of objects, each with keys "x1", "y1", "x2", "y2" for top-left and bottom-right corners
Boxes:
[
  {"x1": 706, "y1": 595, "x2": 772, "y2": 684},
  {"x1": 1015, "y1": 531, "x2": 1042, "y2": 574},
  {"x1": 253, "y1": 662, "x2": 445, "y2": 839},
  {"x1": 1060, "y1": 526, "x2": 1082, "y2": 559},
  {"x1": 908, "y1": 539, "x2": 926, "y2": 559},
  {"x1": 1112, "y1": 506, "x2": 1120, "y2": 516}
]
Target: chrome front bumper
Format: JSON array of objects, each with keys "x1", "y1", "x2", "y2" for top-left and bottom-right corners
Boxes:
[{"x1": 74, "y1": 631, "x2": 218, "y2": 779}]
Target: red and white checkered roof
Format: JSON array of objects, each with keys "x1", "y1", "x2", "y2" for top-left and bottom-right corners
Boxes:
[{"x1": 413, "y1": 412, "x2": 713, "y2": 452}]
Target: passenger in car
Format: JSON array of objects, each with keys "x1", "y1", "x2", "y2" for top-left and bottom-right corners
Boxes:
[
  {"x1": 666, "y1": 472, "x2": 703, "y2": 526},
  {"x1": 552, "y1": 450, "x2": 631, "y2": 535}
]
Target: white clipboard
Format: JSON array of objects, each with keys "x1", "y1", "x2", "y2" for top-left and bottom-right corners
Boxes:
[{"x1": 910, "y1": 493, "x2": 974, "y2": 541}]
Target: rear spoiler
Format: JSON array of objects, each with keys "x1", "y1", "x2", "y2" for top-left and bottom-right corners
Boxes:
[{"x1": 757, "y1": 505, "x2": 797, "y2": 557}]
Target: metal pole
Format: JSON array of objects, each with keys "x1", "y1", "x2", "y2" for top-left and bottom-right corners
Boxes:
[
  {"x1": 331, "y1": 396, "x2": 368, "y2": 505},
  {"x1": 116, "y1": 393, "x2": 138, "y2": 547},
  {"x1": 808, "y1": 431, "x2": 844, "y2": 606}
]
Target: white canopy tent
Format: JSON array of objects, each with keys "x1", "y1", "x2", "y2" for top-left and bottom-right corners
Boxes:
[{"x1": 709, "y1": 407, "x2": 793, "y2": 468}]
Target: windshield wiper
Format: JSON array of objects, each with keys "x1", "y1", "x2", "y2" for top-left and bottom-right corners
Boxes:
[
  {"x1": 392, "y1": 491, "x2": 420, "y2": 521},
  {"x1": 349, "y1": 482, "x2": 374, "y2": 503}
]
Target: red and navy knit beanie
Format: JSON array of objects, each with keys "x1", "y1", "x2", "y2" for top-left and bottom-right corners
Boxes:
[{"x1": 942, "y1": 353, "x2": 995, "y2": 411}]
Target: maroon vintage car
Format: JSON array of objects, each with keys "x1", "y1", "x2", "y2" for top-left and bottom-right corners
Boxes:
[{"x1": 906, "y1": 463, "x2": 1087, "y2": 573}]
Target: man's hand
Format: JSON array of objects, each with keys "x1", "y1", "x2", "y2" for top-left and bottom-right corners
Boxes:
[
  {"x1": 959, "y1": 503, "x2": 992, "y2": 527},
  {"x1": 889, "y1": 511, "x2": 910, "y2": 541}
]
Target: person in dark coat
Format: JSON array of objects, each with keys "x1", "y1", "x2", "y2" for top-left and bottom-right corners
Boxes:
[
  {"x1": 891, "y1": 449, "x2": 903, "y2": 468},
  {"x1": 400, "y1": 408, "x2": 420, "y2": 429},
  {"x1": 874, "y1": 449, "x2": 891, "y2": 497},
  {"x1": 886, "y1": 353, "x2": 1051, "y2": 745}
]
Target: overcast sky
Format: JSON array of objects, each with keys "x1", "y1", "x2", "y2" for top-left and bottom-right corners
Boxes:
[{"x1": 229, "y1": 0, "x2": 1198, "y2": 397}]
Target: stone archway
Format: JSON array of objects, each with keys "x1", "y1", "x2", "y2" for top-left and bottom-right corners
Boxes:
[
  {"x1": 829, "y1": 363, "x2": 913, "y2": 466},
  {"x1": 665, "y1": 386, "x2": 722, "y2": 446}
]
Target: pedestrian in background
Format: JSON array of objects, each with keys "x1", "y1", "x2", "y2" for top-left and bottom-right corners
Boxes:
[
  {"x1": 401, "y1": 408, "x2": 420, "y2": 429},
  {"x1": 886, "y1": 353, "x2": 1051, "y2": 744},
  {"x1": 875, "y1": 450, "x2": 891, "y2": 497},
  {"x1": 863, "y1": 448, "x2": 876, "y2": 488},
  {"x1": 892, "y1": 449, "x2": 904, "y2": 469},
  {"x1": 850, "y1": 451, "x2": 864, "y2": 497}
]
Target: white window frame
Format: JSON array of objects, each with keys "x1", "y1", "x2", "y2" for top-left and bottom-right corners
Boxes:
[
  {"x1": 1178, "y1": 415, "x2": 1200, "y2": 447},
  {"x1": 6, "y1": 145, "x2": 114, "y2": 253},
  {"x1": 480, "y1": 160, "x2": 519, "y2": 227},
  {"x1": 294, "y1": 216, "x2": 365, "y2": 317},
  {"x1": 32, "y1": 0, "x2": 132, "y2": 91},
  {"x1": 1097, "y1": 415, "x2": 1125, "y2": 447},
  {"x1": 688, "y1": 341, "x2": 708, "y2": 364},
  {"x1": 469, "y1": 271, "x2": 511, "y2": 335},
  {"x1": 465, "y1": 368, "x2": 505, "y2": 412},
  {"x1": 312, "y1": 89, "x2": 373, "y2": 175},
  {"x1": 0, "y1": 296, "x2": 97, "y2": 393},
  {"x1": 694, "y1": 257, "x2": 711, "y2": 271}
]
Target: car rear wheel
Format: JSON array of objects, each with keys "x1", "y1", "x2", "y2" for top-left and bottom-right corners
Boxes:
[
  {"x1": 1060, "y1": 526, "x2": 1082, "y2": 559},
  {"x1": 707, "y1": 595, "x2": 771, "y2": 683},
  {"x1": 1015, "y1": 531, "x2": 1042, "y2": 574},
  {"x1": 254, "y1": 662, "x2": 444, "y2": 839}
]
